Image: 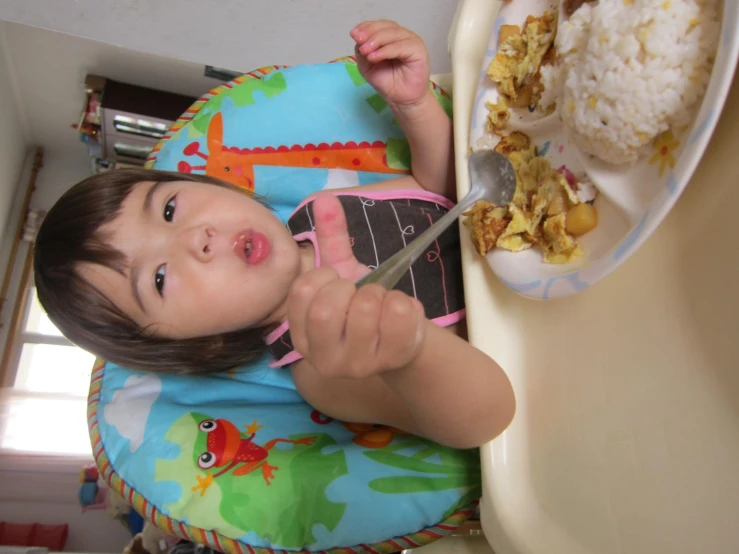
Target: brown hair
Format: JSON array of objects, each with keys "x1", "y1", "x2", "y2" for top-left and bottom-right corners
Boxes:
[{"x1": 34, "y1": 168, "x2": 269, "y2": 374}]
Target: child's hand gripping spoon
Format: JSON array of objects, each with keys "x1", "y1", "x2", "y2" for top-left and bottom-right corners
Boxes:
[{"x1": 356, "y1": 150, "x2": 516, "y2": 290}]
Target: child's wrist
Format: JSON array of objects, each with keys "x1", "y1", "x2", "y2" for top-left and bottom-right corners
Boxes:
[{"x1": 387, "y1": 89, "x2": 437, "y2": 122}]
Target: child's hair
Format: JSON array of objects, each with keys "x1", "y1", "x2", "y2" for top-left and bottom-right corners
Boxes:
[{"x1": 34, "y1": 168, "x2": 269, "y2": 375}]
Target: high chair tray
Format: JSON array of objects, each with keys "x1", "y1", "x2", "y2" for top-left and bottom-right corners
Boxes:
[{"x1": 450, "y1": 0, "x2": 739, "y2": 553}]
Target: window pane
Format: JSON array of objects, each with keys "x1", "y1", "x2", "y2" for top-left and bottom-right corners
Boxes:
[
  {"x1": 24, "y1": 288, "x2": 63, "y2": 336},
  {"x1": 0, "y1": 395, "x2": 91, "y2": 455},
  {"x1": 15, "y1": 343, "x2": 95, "y2": 395}
]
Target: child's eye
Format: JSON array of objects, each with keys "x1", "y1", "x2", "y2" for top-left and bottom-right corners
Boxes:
[
  {"x1": 155, "y1": 265, "x2": 166, "y2": 296},
  {"x1": 163, "y1": 196, "x2": 177, "y2": 222}
]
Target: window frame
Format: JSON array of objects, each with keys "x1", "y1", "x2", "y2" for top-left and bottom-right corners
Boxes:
[
  {"x1": 0, "y1": 148, "x2": 44, "y2": 386},
  {"x1": 0, "y1": 147, "x2": 94, "y2": 458},
  {"x1": 0, "y1": 245, "x2": 96, "y2": 457},
  {"x1": 1, "y1": 245, "x2": 84, "y2": 389},
  {"x1": 1, "y1": 244, "x2": 36, "y2": 387}
]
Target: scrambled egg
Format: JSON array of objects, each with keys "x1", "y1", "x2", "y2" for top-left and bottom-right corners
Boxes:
[
  {"x1": 464, "y1": 133, "x2": 596, "y2": 265},
  {"x1": 485, "y1": 98, "x2": 510, "y2": 135},
  {"x1": 486, "y1": 11, "x2": 557, "y2": 115},
  {"x1": 470, "y1": 9, "x2": 599, "y2": 264}
]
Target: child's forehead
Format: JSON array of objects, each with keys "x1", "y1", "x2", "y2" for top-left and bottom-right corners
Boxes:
[
  {"x1": 132, "y1": 178, "x2": 211, "y2": 196},
  {"x1": 123, "y1": 179, "x2": 182, "y2": 211},
  {"x1": 97, "y1": 184, "x2": 156, "y2": 245},
  {"x1": 120, "y1": 179, "x2": 158, "y2": 205}
]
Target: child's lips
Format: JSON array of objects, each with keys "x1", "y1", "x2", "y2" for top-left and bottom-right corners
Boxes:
[{"x1": 233, "y1": 230, "x2": 271, "y2": 266}]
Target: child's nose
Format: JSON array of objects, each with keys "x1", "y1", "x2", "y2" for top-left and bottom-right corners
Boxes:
[{"x1": 183, "y1": 225, "x2": 215, "y2": 262}]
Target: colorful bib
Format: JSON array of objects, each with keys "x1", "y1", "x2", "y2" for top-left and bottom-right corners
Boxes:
[{"x1": 89, "y1": 61, "x2": 480, "y2": 554}]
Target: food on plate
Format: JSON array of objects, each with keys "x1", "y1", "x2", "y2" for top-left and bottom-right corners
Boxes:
[
  {"x1": 565, "y1": 202, "x2": 597, "y2": 237},
  {"x1": 494, "y1": 131, "x2": 531, "y2": 155},
  {"x1": 542, "y1": 0, "x2": 721, "y2": 164},
  {"x1": 562, "y1": 0, "x2": 595, "y2": 17},
  {"x1": 487, "y1": 0, "x2": 720, "y2": 165},
  {"x1": 464, "y1": 134, "x2": 598, "y2": 265},
  {"x1": 465, "y1": 202, "x2": 509, "y2": 256},
  {"x1": 486, "y1": 98, "x2": 511, "y2": 134},
  {"x1": 486, "y1": 11, "x2": 558, "y2": 114}
]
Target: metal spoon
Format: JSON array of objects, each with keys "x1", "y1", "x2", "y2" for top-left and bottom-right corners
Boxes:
[{"x1": 356, "y1": 149, "x2": 517, "y2": 289}]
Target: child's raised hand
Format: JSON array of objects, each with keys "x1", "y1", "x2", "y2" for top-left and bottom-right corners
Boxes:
[
  {"x1": 287, "y1": 194, "x2": 427, "y2": 379},
  {"x1": 350, "y1": 20, "x2": 430, "y2": 108}
]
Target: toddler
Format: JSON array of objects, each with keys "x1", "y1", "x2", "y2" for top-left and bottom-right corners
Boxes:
[{"x1": 35, "y1": 20, "x2": 514, "y2": 448}]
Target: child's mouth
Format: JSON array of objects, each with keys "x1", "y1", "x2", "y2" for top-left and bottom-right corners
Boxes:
[{"x1": 234, "y1": 230, "x2": 270, "y2": 266}]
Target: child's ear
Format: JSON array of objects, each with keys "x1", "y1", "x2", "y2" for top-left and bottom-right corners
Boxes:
[{"x1": 207, "y1": 112, "x2": 225, "y2": 151}]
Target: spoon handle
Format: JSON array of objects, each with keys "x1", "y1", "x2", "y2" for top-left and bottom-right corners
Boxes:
[{"x1": 356, "y1": 190, "x2": 481, "y2": 290}]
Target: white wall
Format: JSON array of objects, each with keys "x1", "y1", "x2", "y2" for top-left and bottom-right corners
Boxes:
[
  {"x1": 0, "y1": 0, "x2": 455, "y2": 75},
  {"x1": 0, "y1": 24, "x2": 29, "y2": 253}
]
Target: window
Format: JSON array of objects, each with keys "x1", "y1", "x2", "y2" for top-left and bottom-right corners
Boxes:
[
  {"x1": 0, "y1": 149, "x2": 93, "y2": 457},
  {"x1": 1, "y1": 281, "x2": 95, "y2": 456}
]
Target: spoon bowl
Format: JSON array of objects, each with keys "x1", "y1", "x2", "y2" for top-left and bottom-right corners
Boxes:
[{"x1": 468, "y1": 149, "x2": 518, "y2": 206}]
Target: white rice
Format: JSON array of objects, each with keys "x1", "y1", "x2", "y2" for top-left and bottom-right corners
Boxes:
[{"x1": 543, "y1": 0, "x2": 721, "y2": 165}]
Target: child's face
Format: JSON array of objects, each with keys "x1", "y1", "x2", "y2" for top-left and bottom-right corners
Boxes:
[{"x1": 79, "y1": 180, "x2": 308, "y2": 339}]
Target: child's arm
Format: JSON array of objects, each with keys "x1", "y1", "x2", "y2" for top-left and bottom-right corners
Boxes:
[
  {"x1": 291, "y1": 314, "x2": 515, "y2": 448},
  {"x1": 351, "y1": 21, "x2": 455, "y2": 200},
  {"x1": 288, "y1": 195, "x2": 515, "y2": 448}
]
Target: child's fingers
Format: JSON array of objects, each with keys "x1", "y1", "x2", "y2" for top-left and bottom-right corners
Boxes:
[
  {"x1": 365, "y1": 38, "x2": 422, "y2": 64},
  {"x1": 287, "y1": 267, "x2": 339, "y2": 357},
  {"x1": 357, "y1": 27, "x2": 416, "y2": 57},
  {"x1": 349, "y1": 21, "x2": 372, "y2": 40},
  {"x1": 376, "y1": 291, "x2": 426, "y2": 370},
  {"x1": 362, "y1": 25, "x2": 415, "y2": 47},
  {"x1": 304, "y1": 279, "x2": 356, "y2": 370},
  {"x1": 312, "y1": 194, "x2": 356, "y2": 270},
  {"x1": 345, "y1": 284, "x2": 385, "y2": 360},
  {"x1": 350, "y1": 19, "x2": 398, "y2": 42}
]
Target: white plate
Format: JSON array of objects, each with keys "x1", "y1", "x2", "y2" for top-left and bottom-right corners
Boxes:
[{"x1": 468, "y1": 0, "x2": 738, "y2": 299}]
